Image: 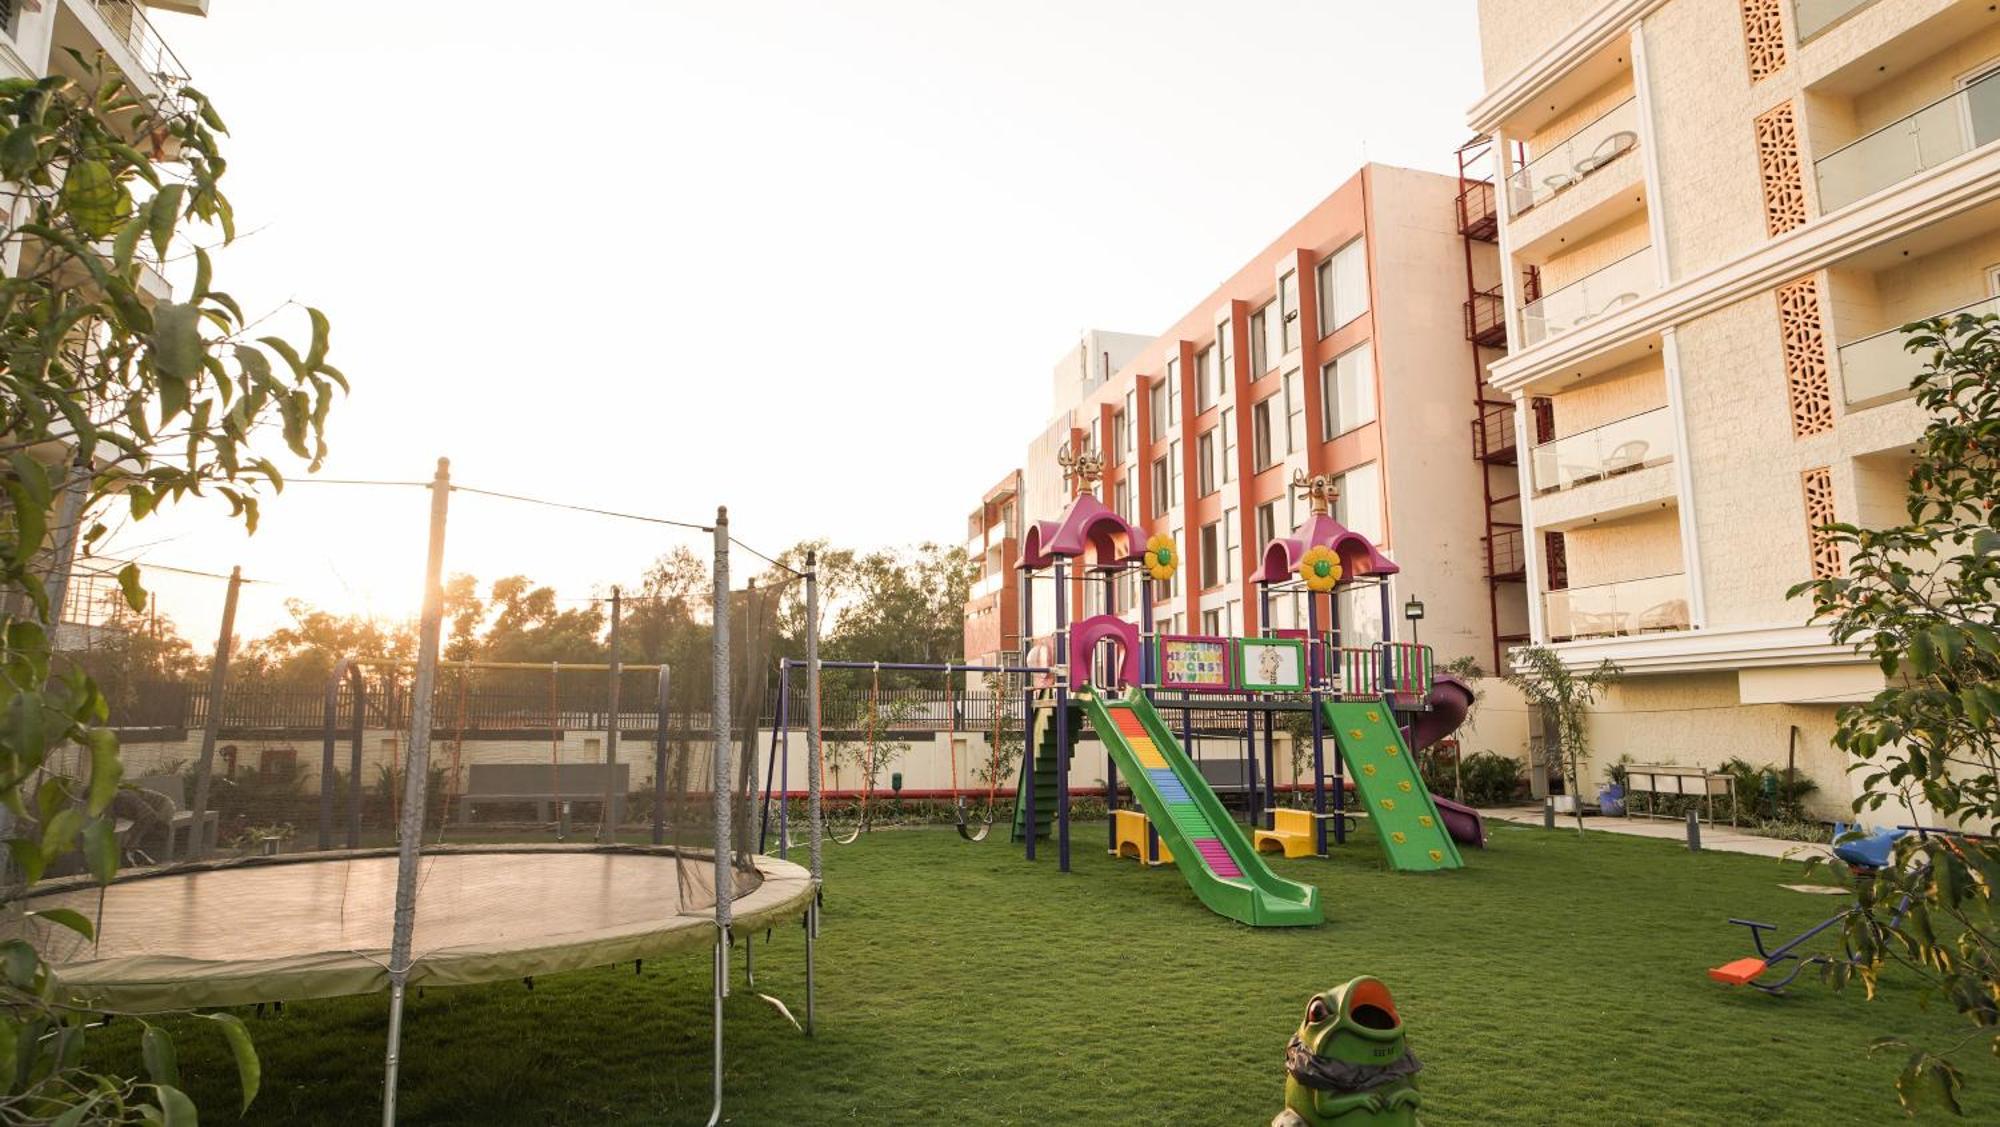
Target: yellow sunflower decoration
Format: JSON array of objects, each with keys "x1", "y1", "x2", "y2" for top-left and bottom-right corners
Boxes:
[
  {"x1": 1298, "y1": 545, "x2": 1343, "y2": 592},
  {"x1": 1143, "y1": 534, "x2": 1178, "y2": 582}
]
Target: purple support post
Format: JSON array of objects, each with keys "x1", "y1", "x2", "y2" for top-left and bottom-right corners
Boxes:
[
  {"x1": 1021, "y1": 567, "x2": 1036, "y2": 861},
  {"x1": 1139, "y1": 572, "x2": 1154, "y2": 685},
  {"x1": 1378, "y1": 580, "x2": 1395, "y2": 693},
  {"x1": 1053, "y1": 559, "x2": 1072, "y2": 873},
  {"x1": 777, "y1": 661, "x2": 791, "y2": 857},
  {"x1": 1309, "y1": 591, "x2": 1334, "y2": 851},
  {"x1": 1244, "y1": 704, "x2": 1260, "y2": 827},
  {"x1": 1104, "y1": 569, "x2": 1119, "y2": 857}
]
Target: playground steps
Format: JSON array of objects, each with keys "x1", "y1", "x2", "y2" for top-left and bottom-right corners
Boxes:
[{"x1": 1009, "y1": 705, "x2": 1067, "y2": 843}]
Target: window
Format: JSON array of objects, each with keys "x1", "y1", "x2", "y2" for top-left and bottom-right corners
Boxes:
[
  {"x1": 1149, "y1": 379, "x2": 1167, "y2": 440},
  {"x1": 1169, "y1": 439, "x2": 1183, "y2": 508},
  {"x1": 1256, "y1": 501, "x2": 1277, "y2": 548},
  {"x1": 1200, "y1": 521, "x2": 1221, "y2": 589},
  {"x1": 1338, "y1": 587, "x2": 1384, "y2": 647},
  {"x1": 1202, "y1": 608, "x2": 1223, "y2": 635},
  {"x1": 1197, "y1": 430, "x2": 1217, "y2": 496},
  {"x1": 1111, "y1": 409, "x2": 1128, "y2": 464},
  {"x1": 1316, "y1": 238, "x2": 1369, "y2": 336},
  {"x1": 1221, "y1": 508, "x2": 1237, "y2": 584},
  {"x1": 1196, "y1": 347, "x2": 1215, "y2": 412},
  {"x1": 1151, "y1": 456, "x2": 1170, "y2": 516},
  {"x1": 1124, "y1": 390, "x2": 1137, "y2": 459},
  {"x1": 1249, "y1": 302, "x2": 1272, "y2": 375},
  {"x1": 1333, "y1": 462, "x2": 1383, "y2": 543},
  {"x1": 1223, "y1": 599, "x2": 1240, "y2": 637},
  {"x1": 1217, "y1": 320, "x2": 1234, "y2": 382},
  {"x1": 1219, "y1": 407, "x2": 1236, "y2": 484},
  {"x1": 1252, "y1": 397, "x2": 1275, "y2": 470},
  {"x1": 1321, "y1": 343, "x2": 1376, "y2": 439},
  {"x1": 1165, "y1": 357, "x2": 1180, "y2": 428},
  {"x1": 1282, "y1": 368, "x2": 1304, "y2": 455},
  {"x1": 1280, "y1": 270, "x2": 1300, "y2": 354},
  {"x1": 1114, "y1": 479, "x2": 1132, "y2": 523}
]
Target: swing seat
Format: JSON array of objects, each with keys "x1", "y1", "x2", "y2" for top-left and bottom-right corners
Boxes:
[{"x1": 953, "y1": 798, "x2": 995, "y2": 842}]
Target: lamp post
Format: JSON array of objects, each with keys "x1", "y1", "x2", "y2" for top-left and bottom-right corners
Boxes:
[{"x1": 1404, "y1": 596, "x2": 1425, "y2": 647}]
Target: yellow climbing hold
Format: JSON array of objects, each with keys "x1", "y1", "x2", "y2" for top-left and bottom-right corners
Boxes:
[
  {"x1": 1380, "y1": 798, "x2": 1396, "y2": 811},
  {"x1": 1365, "y1": 710, "x2": 1380, "y2": 723},
  {"x1": 1391, "y1": 831, "x2": 1406, "y2": 844},
  {"x1": 1428, "y1": 849, "x2": 1444, "y2": 862},
  {"x1": 1398, "y1": 780, "x2": 1413, "y2": 792},
  {"x1": 1384, "y1": 746, "x2": 1400, "y2": 757},
  {"x1": 1362, "y1": 764, "x2": 1377, "y2": 776},
  {"x1": 1349, "y1": 729, "x2": 1365, "y2": 740},
  {"x1": 1418, "y1": 816, "x2": 1434, "y2": 828}
]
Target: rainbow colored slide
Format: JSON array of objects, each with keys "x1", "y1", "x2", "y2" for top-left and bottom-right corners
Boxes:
[{"x1": 1079, "y1": 687, "x2": 1321, "y2": 927}]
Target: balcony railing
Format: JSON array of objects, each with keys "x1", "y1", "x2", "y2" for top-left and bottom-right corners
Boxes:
[
  {"x1": 1507, "y1": 97, "x2": 1641, "y2": 217},
  {"x1": 1464, "y1": 286, "x2": 1507, "y2": 348},
  {"x1": 1520, "y1": 246, "x2": 1656, "y2": 346},
  {"x1": 1545, "y1": 572, "x2": 1690, "y2": 642},
  {"x1": 1530, "y1": 405, "x2": 1675, "y2": 494},
  {"x1": 1837, "y1": 294, "x2": 1999, "y2": 406},
  {"x1": 1816, "y1": 68, "x2": 2000, "y2": 213},
  {"x1": 90, "y1": 1, "x2": 191, "y2": 89},
  {"x1": 1794, "y1": 0, "x2": 1877, "y2": 42}
]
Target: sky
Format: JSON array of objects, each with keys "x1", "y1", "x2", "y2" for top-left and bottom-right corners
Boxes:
[{"x1": 105, "y1": 0, "x2": 1487, "y2": 640}]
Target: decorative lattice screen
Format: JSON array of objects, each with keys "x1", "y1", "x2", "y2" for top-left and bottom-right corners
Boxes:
[
  {"x1": 1777, "y1": 275, "x2": 1833, "y2": 437},
  {"x1": 1802, "y1": 466, "x2": 1840, "y2": 579},
  {"x1": 1741, "y1": 0, "x2": 1788, "y2": 82},
  {"x1": 1755, "y1": 102, "x2": 1808, "y2": 236}
]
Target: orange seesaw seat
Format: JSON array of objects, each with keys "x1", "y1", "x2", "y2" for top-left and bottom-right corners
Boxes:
[{"x1": 1707, "y1": 958, "x2": 1770, "y2": 986}]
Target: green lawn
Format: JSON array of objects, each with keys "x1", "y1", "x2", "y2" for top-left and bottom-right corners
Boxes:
[{"x1": 88, "y1": 821, "x2": 2000, "y2": 1124}]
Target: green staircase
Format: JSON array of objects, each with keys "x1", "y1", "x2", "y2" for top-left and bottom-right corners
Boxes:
[{"x1": 1010, "y1": 704, "x2": 1065, "y2": 842}]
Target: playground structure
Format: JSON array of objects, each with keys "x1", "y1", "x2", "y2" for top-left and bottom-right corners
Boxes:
[
  {"x1": 7, "y1": 461, "x2": 829, "y2": 1127},
  {"x1": 748, "y1": 446, "x2": 1489, "y2": 929}
]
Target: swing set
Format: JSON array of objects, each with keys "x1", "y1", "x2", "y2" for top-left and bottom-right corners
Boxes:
[{"x1": 760, "y1": 658, "x2": 1044, "y2": 852}]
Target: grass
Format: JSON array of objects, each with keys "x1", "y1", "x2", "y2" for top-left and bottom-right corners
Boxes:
[{"x1": 86, "y1": 820, "x2": 2000, "y2": 1124}]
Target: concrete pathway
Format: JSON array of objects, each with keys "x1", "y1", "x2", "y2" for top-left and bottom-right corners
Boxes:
[{"x1": 1480, "y1": 805, "x2": 1832, "y2": 861}]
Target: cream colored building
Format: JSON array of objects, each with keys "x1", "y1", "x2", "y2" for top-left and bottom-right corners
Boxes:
[{"x1": 1469, "y1": 0, "x2": 1991, "y2": 815}]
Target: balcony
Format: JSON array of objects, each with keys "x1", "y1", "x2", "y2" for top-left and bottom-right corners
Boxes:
[
  {"x1": 1506, "y1": 98, "x2": 1640, "y2": 218},
  {"x1": 1794, "y1": 0, "x2": 1877, "y2": 42},
  {"x1": 1838, "y1": 294, "x2": 1997, "y2": 407},
  {"x1": 1473, "y1": 401, "x2": 1518, "y2": 465},
  {"x1": 1545, "y1": 573, "x2": 1690, "y2": 642},
  {"x1": 1464, "y1": 286, "x2": 1507, "y2": 348},
  {"x1": 1520, "y1": 246, "x2": 1656, "y2": 347},
  {"x1": 51, "y1": 1, "x2": 195, "y2": 126},
  {"x1": 1816, "y1": 68, "x2": 2000, "y2": 215},
  {"x1": 1530, "y1": 406, "x2": 1673, "y2": 494}
]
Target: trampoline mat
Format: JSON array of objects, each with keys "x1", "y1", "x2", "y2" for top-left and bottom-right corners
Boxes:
[{"x1": 5, "y1": 845, "x2": 813, "y2": 1012}]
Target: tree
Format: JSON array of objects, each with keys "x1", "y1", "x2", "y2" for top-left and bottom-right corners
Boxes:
[
  {"x1": 236, "y1": 598, "x2": 413, "y2": 688},
  {"x1": 1, "y1": 59, "x2": 336, "y2": 1120},
  {"x1": 1791, "y1": 313, "x2": 2000, "y2": 1116},
  {"x1": 1503, "y1": 646, "x2": 1620, "y2": 833},
  {"x1": 479, "y1": 576, "x2": 604, "y2": 663}
]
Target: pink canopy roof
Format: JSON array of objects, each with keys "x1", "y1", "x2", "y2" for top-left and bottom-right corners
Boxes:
[
  {"x1": 1254, "y1": 513, "x2": 1399, "y2": 585},
  {"x1": 1019, "y1": 493, "x2": 1145, "y2": 570}
]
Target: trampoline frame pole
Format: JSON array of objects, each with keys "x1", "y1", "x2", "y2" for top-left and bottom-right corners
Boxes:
[
  {"x1": 707, "y1": 508, "x2": 732, "y2": 1127},
  {"x1": 805, "y1": 552, "x2": 821, "y2": 1038},
  {"x1": 383, "y1": 456, "x2": 452, "y2": 1127},
  {"x1": 653, "y1": 665, "x2": 670, "y2": 846}
]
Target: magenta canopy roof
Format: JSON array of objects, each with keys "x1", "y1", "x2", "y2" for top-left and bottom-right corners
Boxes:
[
  {"x1": 1019, "y1": 494, "x2": 1145, "y2": 570},
  {"x1": 1254, "y1": 513, "x2": 1400, "y2": 585}
]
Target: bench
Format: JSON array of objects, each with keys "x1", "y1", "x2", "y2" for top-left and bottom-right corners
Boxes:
[
  {"x1": 1110, "y1": 808, "x2": 1173, "y2": 866},
  {"x1": 461, "y1": 762, "x2": 630, "y2": 825},
  {"x1": 132, "y1": 774, "x2": 219, "y2": 861},
  {"x1": 1254, "y1": 808, "x2": 1322, "y2": 859},
  {"x1": 1623, "y1": 763, "x2": 1737, "y2": 826}
]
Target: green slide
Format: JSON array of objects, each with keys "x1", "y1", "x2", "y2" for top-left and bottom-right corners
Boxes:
[
  {"x1": 1322, "y1": 699, "x2": 1464, "y2": 872},
  {"x1": 1080, "y1": 688, "x2": 1321, "y2": 927}
]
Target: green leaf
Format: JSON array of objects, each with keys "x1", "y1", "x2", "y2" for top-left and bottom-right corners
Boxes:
[
  {"x1": 2, "y1": 940, "x2": 41, "y2": 988},
  {"x1": 112, "y1": 213, "x2": 144, "y2": 270},
  {"x1": 62, "y1": 158, "x2": 127, "y2": 238},
  {"x1": 0, "y1": 124, "x2": 40, "y2": 177},
  {"x1": 82, "y1": 816, "x2": 119, "y2": 884},
  {"x1": 156, "y1": 1082, "x2": 197, "y2": 1126},
  {"x1": 6, "y1": 839, "x2": 46, "y2": 887},
  {"x1": 305, "y1": 306, "x2": 330, "y2": 370},
  {"x1": 9, "y1": 692, "x2": 47, "y2": 768},
  {"x1": 142, "y1": 1025, "x2": 180, "y2": 1088},
  {"x1": 150, "y1": 300, "x2": 204, "y2": 390},
  {"x1": 39, "y1": 806, "x2": 82, "y2": 858},
  {"x1": 148, "y1": 183, "x2": 185, "y2": 259},
  {"x1": 26, "y1": 907, "x2": 92, "y2": 941},
  {"x1": 205, "y1": 1012, "x2": 260, "y2": 1112},
  {"x1": 85, "y1": 727, "x2": 120, "y2": 814},
  {"x1": 117, "y1": 563, "x2": 147, "y2": 612}
]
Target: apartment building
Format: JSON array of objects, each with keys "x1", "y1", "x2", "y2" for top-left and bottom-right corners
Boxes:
[
  {"x1": 966, "y1": 165, "x2": 1510, "y2": 673},
  {"x1": 1468, "y1": 0, "x2": 1991, "y2": 811}
]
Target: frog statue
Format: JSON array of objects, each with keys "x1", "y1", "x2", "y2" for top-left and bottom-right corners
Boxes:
[{"x1": 1272, "y1": 976, "x2": 1423, "y2": 1127}]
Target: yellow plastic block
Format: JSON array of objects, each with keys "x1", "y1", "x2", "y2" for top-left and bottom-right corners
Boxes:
[
  {"x1": 1112, "y1": 808, "x2": 1173, "y2": 865},
  {"x1": 1253, "y1": 807, "x2": 1320, "y2": 859}
]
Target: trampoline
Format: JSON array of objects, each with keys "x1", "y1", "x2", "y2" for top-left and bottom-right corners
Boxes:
[{"x1": 10, "y1": 845, "x2": 815, "y2": 1013}]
